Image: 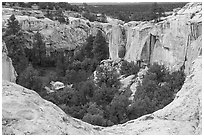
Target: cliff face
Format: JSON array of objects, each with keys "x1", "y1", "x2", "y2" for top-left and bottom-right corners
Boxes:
[
  {"x1": 2, "y1": 55, "x2": 202, "y2": 135},
  {"x1": 2, "y1": 2, "x2": 201, "y2": 73},
  {"x1": 2, "y1": 42, "x2": 17, "y2": 83},
  {"x1": 122, "y1": 2, "x2": 202, "y2": 74}
]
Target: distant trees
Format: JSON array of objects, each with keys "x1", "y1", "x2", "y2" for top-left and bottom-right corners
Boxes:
[
  {"x1": 150, "y1": 2, "x2": 165, "y2": 22},
  {"x1": 56, "y1": 8, "x2": 66, "y2": 24},
  {"x1": 82, "y1": 11, "x2": 97, "y2": 22}
]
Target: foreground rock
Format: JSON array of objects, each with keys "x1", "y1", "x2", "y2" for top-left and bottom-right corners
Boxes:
[
  {"x1": 2, "y1": 56, "x2": 202, "y2": 135},
  {"x1": 2, "y1": 81, "x2": 103, "y2": 135}
]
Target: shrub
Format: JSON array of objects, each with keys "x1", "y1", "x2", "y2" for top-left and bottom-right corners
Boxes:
[
  {"x1": 120, "y1": 60, "x2": 140, "y2": 77},
  {"x1": 95, "y1": 65, "x2": 121, "y2": 88}
]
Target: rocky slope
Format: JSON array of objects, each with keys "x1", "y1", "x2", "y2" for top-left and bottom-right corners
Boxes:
[
  {"x1": 2, "y1": 80, "x2": 103, "y2": 135},
  {"x1": 2, "y1": 55, "x2": 202, "y2": 135}
]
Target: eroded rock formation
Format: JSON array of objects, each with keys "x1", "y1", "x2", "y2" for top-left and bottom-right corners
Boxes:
[
  {"x1": 123, "y1": 2, "x2": 202, "y2": 74},
  {"x1": 1, "y1": 2, "x2": 202, "y2": 135},
  {"x1": 2, "y1": 2, "x2": 201, "y2": 73},
  {"x1": 2, "y1": 42, "x2": 17, "y2": 83}
]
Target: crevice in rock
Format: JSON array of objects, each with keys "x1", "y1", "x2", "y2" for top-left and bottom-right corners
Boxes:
[{"x1": 149, "y1": 34, "x2": 157, "y2": 63}]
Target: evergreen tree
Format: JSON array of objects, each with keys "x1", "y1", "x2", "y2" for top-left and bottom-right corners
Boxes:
[
  {"x1": 4, "y1": 14, "x2": 21, "y2": 36},
  {"x1": 32, "y1": 32, "x2": 46, "y2": 66},
  {"x1": 3, "y1": 14, "x2": 29, "y2": 74},
  {"x1": 92, "y1": 30, "x2": 109, "y2": 62},
  {"x1": 4, "y1": 35, "x2": 29, "y2": 74},
  {"x1": 84, "y1": 35, "x2": 95, "y2": 58},
  {"x1": 17, "y1": 64, "x2": 39, "y2": 89}
]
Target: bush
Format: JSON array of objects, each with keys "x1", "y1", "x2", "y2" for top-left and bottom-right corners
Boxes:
[
  {"x1": 95, "y1": 65, "x2": 121, "y2": 88},
  {"x1": 82, "y1": 113, "x2": 107, "y2": 126},
  {"x1": 92, "y1": 84, "x2": 118, "y2": 106},
  {"x1": 120, "y1": 60, "x2": 140, "y2": 77}
]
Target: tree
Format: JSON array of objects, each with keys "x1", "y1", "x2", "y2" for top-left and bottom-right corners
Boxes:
[
  {"x1": 127, "y1": 63, "x2": 185, "y2": 121},
  {"x1": 56, "y1": 8, "x2": 66, "y2": 23},
  {"x1": 82, "y1": 102, "x2": 108, "y2": 126},
  {"x1": 92, "y1": 30, "x2": 109, "y2": 62},
  {"x1": 17, "y1": 64, "x2": 39, "y2": 89},
  {"x1": 32, "y1": 32, "x2": 46, "y2": 66},
  {"x1": 84, "y1": 35, "x2": 95, "y2": 58},
  {"x1": 3, "y1": 14, "x2": 29, "y2": 74},
  {"x1": 107, "y1": 90, "x2": 131, "y2": 124},
  {"x1": 4, "y1": 14, "x2": 21, "y2": 36},
  {"x1": 120, "y1": 60, "x2": 140, "y2": 77},
  {"x1": 95, "y1": 65, "x2": 120, "y2": 88}
]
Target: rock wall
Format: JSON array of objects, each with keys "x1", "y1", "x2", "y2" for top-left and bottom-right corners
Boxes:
[
  {"x1": 2, "y1": 3, "x2": 201, "y2": 73},
  {"x1": 123, "y1": 2, "x2": 202, "y2": 74},
  {"x1": 2, "y1": 42, "x2": 17, "y2": 83},
  {"x1": 2, "y1": 55, "x2": 202, "y2": 135}
]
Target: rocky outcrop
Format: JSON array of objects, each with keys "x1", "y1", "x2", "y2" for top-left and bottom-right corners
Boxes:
[
  {"x1": 2, "y1": 80, "x2": 103, "y2": 135},
  {"x1": 2, "y1": 56, "x2": 202, "y2": 135},
  {"x1": 2, "y1": 42, "x2": 17, "y2": 83}
]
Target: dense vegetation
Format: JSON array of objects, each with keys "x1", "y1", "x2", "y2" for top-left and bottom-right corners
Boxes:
[
  {"x1": 3, "y1": 2, "x2": 187, "y2": 23},
  {"x1": 4, "y1": 13, "x2": 186, "y2": 127},
  {"x1": 86, "y1": 2, "x2": 187, "y2": 22},
  {"x1": 2, "y1": 2, "x2": 81, "y2": 12}
]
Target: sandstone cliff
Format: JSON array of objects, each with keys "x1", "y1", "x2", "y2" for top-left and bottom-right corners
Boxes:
[
  {"x1": 2, "y1": 2, "x2": 201, "y2": 74},
  {"x1": 123, "y1": 2, "x2": 202, "y2": 74},
  {"x1": 1, "y1": 2, "x2": 202, "y2": 134},
  {"x1": 2, "y1": 55, "x2": 202, "y2": 135},
  {"x1": 2, "y1": 42, "x2": 17, "y2": 83}
]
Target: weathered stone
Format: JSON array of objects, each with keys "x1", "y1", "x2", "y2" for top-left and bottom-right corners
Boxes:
[
  {"x1": 2, "y1": 81, "x2": 103, "y2": 135},
  {"x1": 2, "y1": 42, "x2": 17, "y2": 83}
]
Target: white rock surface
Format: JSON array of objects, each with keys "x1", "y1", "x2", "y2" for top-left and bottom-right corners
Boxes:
[
  {"x1": 2, "y1": 81, "x2": 103, "y2": 135},
  {"x1": 2, "y1": 42, "x2": 17, "y2": 83}
]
